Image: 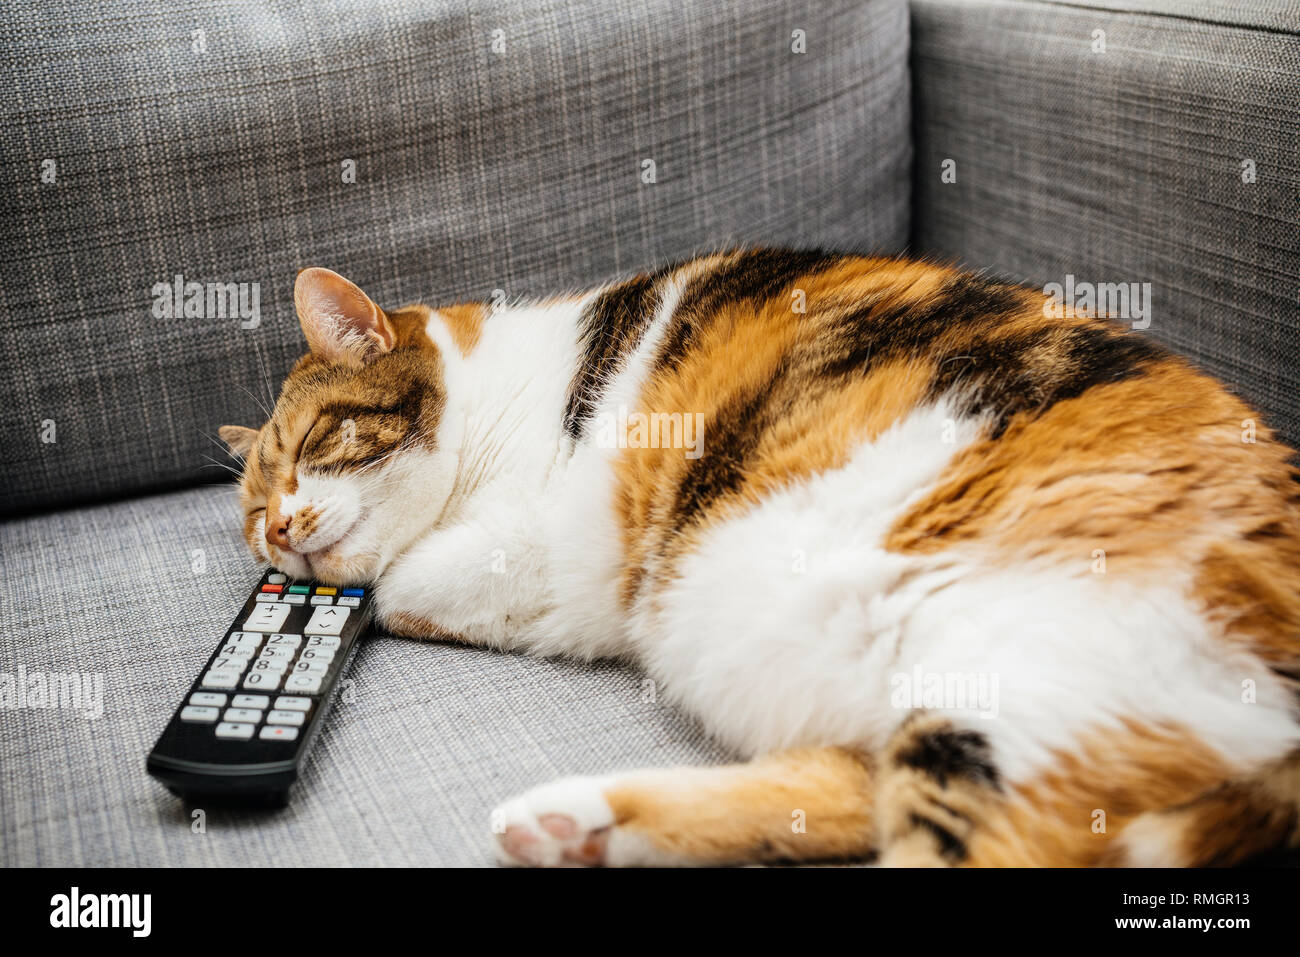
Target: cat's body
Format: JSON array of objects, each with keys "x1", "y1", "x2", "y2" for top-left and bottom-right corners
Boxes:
[{"x1": 222, "y1": 250, "x2": 1300, "y2": 866}]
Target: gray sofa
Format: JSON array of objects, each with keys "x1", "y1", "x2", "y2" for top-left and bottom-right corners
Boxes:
[{"x1": 1, "y1": 0, "x2": 1296, "y2": 866}]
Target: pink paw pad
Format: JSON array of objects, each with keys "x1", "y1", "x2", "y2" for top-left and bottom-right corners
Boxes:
[{"x1": 491, "y1": 777, "x2": 618, "y2": 867}]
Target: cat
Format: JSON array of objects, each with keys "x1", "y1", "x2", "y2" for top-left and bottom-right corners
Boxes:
[{"x1": 220, "y1": 249, "x2": 1300, "y2": 867}]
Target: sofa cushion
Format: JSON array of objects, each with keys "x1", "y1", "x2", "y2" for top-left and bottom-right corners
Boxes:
[
  {"x1": 910, "y1": 0, "x2": 1300, "y2": 448},
  {"x1": 0, "y1": 484, "x2": 731, "y2": 865},
  {"x1": 0, "y1": 0, "x2": 911, "y2": 515}
]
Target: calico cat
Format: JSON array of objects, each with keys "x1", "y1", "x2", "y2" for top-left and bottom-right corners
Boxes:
[{"x1": 220, "y1": 250, "x2": 1300, "y2": 867}]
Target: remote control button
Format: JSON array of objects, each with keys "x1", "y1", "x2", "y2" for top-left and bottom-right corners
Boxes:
[
  {"x1": 259, "y1": 725, "x2": 299, "y2": 741},
  {"x1": 310, "y1": 595, "x2": 334, "y2": 606},
  {"x1": 190, "y1": 692, "x2": 227, "y2": 707},
  {"x1": 249, "y1": 658, "x2": 289, "y2": 674},
  {"x1": 223, "y1": 707, "x2": 264, "y2": 724},
  {"x1": 267, "y1": 573, "x2": 287, "y2": 584},
  {"x1": 242, "y1": 671, "x2": 282, "y2": 691},
  {"x1": 305, "y1": 606, "x2": 349, "y2": 635},
  {"x1": 341, "y1": 587, "x2": 364, "y2": 597},
  {"x1": 315, "y1": 586, "x2": 337, "y2": 595},
  {"x1": 218, "y1": 643, "x2": 257, "y2": 659},
  {"x1": 305, "y1": 635, "x2": 341, "y2": 649},
  {"x1": 275, "y1": 696, "x2": 312, "y2": 711},
  {"x1": 229, "y1": 632, "x2": 262, "y2": 646},
  {"x1": 293, "y1": 659, "x2": 330, "y2": 675},
  {"x1": 284, "y1": 674, "x2": 323, "y2": 694},
  {"x1": 287, "y1": 584, "x2": 310, "y2": 594},
  {"x1": 232, "y1": 694, "x2": 270, "y2": 709},
  {"x1": 255, "y1": 593, "x2": 281, "y2": 603},
  {"x1": 215, "y1": 722, "x2": 255, "y2": 740},
  {"x1": 297, "y1": 645, "x2": 335, "y2": 662},
  {"x1": 258, "y1": 645, "x2": 296, "y2": 660},
  {"x1": 244, "y1": 603, "x2": 291, "y2": 633},
  {"x1": 210, "y1": 656, "x2": 249, "y2": 673},
  {"x1": 180, "y1": 705, "x2": 220, "y2": 723},
  {"x1": 266, "y1": 709, "x2": 306, "y2": 726},
  {"x1": 338, "y1": 596, "x2": 361, "y2": 608},
  {"x1": 265, "y1": 633, "x2": 302, "y2": 649},
  {"x1": 201, "y1": 670, "x2": 241, "y2": 690},
  {"x1": 282, "y1": 594, "x2": 306, "y2": 605},
  {"x1": 261, "y1": 584, "x2": 283, "y2": 593}
]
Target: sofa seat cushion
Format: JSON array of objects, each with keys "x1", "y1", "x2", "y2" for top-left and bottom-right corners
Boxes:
[{"x1": 0, "y1": 484, "x2": 730, "y2": 866}]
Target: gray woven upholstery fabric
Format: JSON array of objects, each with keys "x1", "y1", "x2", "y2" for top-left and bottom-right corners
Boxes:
[
  {"x1": 911, "y1": 0, "x2": 1300, "y2": 448},
  {"x1": 0, "y1": 484, "x2": 733, "y2": 866},
  {"x1": 0, "y1": 0, "x2": 912, "y2": 515}
]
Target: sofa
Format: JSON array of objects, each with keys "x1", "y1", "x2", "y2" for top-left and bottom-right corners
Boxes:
[{"x1": 1, "y1": 0, "x2": 1296, "y2": 866}]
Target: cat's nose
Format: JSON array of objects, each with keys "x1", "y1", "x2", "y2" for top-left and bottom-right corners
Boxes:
[{"x1": 266, "y1": 509, "x2": 292, "y2": 550}]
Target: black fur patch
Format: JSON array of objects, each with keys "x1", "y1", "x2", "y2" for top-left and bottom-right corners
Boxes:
[
  {"x1": 653, "y1": 248, "x2": 844, "y2": 373},
  {"x1": 562, "y1": 263, "x2": 681, "y2": 439},
  {"x1": 909, "y1": 812, "x2": 968, "y2": 861},
  {"x1": 818, "y1": 272, "x2": 1165, "y2": 436},
  {"x1": 669, "y1": 372, "x2": 787, "y2": 528},
  {"x1": 895, "y1": 725, "x2": 1002, "y2": 791}
]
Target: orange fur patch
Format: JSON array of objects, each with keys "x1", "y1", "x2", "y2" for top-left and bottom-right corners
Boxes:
[
  {"x1": 968, "y1": 721, "x2": 1234, "y2": 867},
  {"x1": 436, "y1": 302, "x2": 486, "y2": 356},
  {"x1": 605, "y1": 747, "x2": 875, "y2": 864}
]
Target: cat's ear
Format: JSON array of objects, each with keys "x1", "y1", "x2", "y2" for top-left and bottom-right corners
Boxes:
[
  {"x1": 219, "y1": 424, "x2": 259, "y2": 459},
  {"x1": 293, "y1": 267, "x2": 396, "y2": 364}
]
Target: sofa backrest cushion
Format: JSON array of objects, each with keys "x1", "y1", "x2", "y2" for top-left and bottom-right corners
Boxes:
[
  {"x1": 0, "y1": 0, "x2": 912, "y2": 515},
  {"x1": 911, "y1": 0, "x2": 1300, "y2": 449}
]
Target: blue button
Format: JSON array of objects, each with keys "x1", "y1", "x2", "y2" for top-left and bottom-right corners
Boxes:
[{"x1": 341, "y1": 588, "x2": 364, "y2": 597}]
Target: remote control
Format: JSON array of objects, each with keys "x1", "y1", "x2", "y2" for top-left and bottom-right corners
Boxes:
[{"x1": 147, "y1": 570, "x2": 373, "y2": 807}]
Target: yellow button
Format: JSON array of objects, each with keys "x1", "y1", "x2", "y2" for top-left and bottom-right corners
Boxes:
[{"x1": 315, "y1": 587, "x2": 337, "y2": 595}]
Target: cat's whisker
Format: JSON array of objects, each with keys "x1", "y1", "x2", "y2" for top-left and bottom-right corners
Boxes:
[
  {"x1": 233, "y1": 382, "x2": 273, "y2": 422},
  {"x1": 197, "y1": 427, "x2": 247, "y2": 463},
  {"x1": 197, "y1": 453, "x2": 245, "y2": 478}
]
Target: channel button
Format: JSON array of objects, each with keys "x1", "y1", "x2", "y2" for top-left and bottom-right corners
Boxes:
[{"x1": 305, "y1": 605, "x2": 350, "y2": 636}]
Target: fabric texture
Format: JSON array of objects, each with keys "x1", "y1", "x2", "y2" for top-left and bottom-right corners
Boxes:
[
  {"x1": 0, "y1": 0, "x2": 912, "y2": 515},
  {"x1": 911, "y1": 0, "x2": 1300, "y2": 449},
  {"x1": 0, "y1": 484, "x2": 734, "y2": 866}
]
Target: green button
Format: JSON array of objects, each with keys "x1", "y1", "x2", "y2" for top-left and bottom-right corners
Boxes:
[{"x1": 287, "y1": 585, "x2": 310, "y2": 594}]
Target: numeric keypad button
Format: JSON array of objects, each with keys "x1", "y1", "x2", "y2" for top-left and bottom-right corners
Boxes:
[
  {"x1": 249, "y1": 658, "x2": 289, "y2": 674},
  {"x1": 242, "y1": 671, "x2": 282, "y2": 692}
]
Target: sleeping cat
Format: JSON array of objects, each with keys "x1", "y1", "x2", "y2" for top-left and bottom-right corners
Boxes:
[{"x1": 220, "y1": 250, "x2": 1300, "y2": 867}]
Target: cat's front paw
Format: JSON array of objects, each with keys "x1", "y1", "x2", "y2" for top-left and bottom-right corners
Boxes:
[{"x1": 491, "y1": 776, "x2": 622, "y2": 867}]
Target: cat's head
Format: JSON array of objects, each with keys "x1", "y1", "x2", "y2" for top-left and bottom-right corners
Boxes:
[{"x1": 220, "y1": 268, "x2": 457, "y2": 585}]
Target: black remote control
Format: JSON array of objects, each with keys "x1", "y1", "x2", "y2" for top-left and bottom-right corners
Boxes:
[{"x1": 147, "y1": 570, "x2": 372, "y2": 807}]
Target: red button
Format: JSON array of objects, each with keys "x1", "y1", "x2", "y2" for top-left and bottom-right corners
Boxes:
[{"x1": 261, "y1": 584, "x2": 283, "y2": 593}]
